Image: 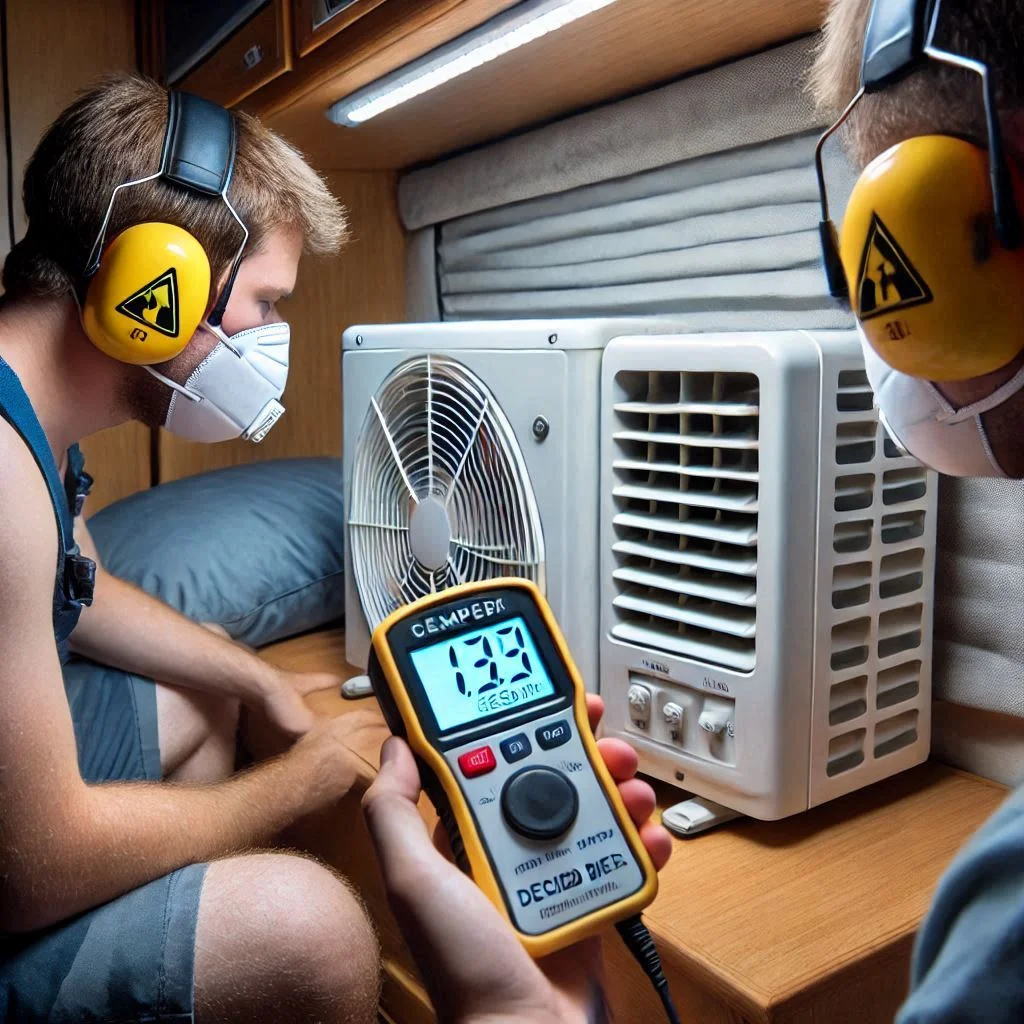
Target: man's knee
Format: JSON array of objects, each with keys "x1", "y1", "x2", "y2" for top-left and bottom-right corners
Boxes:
[
  {"x1": 195, "y1": 852, "x2": 380, "y2": 1024},
  {"x1": 157, "y1": 683, "x2": 240, "y2": 778},
  {"x1": 185, "y1": 685, "x2": 240, "y2": 737}
]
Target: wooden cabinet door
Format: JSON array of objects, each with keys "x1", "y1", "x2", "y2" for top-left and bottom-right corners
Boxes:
[
  {"x1": 176, "y1": 0, "x2": 293, "y2": 108},
  {"x1": 293, "y1": 0, "x2": 389, "y2": 57}
]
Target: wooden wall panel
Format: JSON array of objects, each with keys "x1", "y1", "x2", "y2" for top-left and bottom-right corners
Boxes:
[
  {"x1": 3, "y1": 0, "x2": 135, "y2": 246},
  {"x1": 79, "y1": 423, "x2": 152, "y2": 513},
  {"x1": 0, "y1": 0, "x2": 150, "y2": 512},
  {"x1": 158, "y1": 168, "x2": 406, "y2": 482}
]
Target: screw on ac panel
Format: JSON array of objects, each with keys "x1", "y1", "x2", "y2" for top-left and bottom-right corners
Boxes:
[
  {"x1": 548, "y1": 333, "x2": 558, "y2": 345},
  {"x1": 355, "y1": 335, "x2": 364, "y2": 346},
  {"x1": 675, "y1": 771, "x2": 685, "y2": 782},
  {"x1": 532, "y1": 416, "x2": 550, "y2": 442}
]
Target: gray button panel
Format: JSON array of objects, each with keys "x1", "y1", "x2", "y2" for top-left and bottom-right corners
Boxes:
[{"x1": 444, "y1": 710, "x2": 646, "y2": 935}]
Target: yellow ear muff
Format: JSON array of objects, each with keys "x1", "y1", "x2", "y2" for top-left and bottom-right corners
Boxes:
[
  {"x1": 839, "y1": 134, "x2": 1024, "y2": 381},
  {"x1": 82, "y1": 222, "x2": 212, "y2": 365}
]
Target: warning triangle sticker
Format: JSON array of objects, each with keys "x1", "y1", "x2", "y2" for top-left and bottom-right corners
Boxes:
[
  {"x1": 855, "y1": 214, "x2": 933, "y2": 321},
  {"x1": 115, "y1": 267, "x2": 180, "y2": 337}
]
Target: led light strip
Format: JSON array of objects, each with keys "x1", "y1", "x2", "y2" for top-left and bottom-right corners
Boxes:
[{"x1": 327, "y1": 0, "x2": 620, "y2": 126}]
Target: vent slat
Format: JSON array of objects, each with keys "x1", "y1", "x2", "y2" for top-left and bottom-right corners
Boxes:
[
  {"x1": 612, "y1": 538, "x2": 758, "y2": 576},
  {"x1": 874, "y1": 710, "x2": 919, "y2": 758},
  {"x1": 613, "y1": 593, "x2": 756, "y2": 637},
  {"x1": 614, "y1": 511, "x2": 757, "y2": 546},
  {"x1": 613, "y1": 483, "x2": 758, "y2": 513},
  {"x1": 827, "y1": 729, "x2": 866, "y2": 776},
  {"x1": 614, "y1": 428, "x2": 759, "y2": 450},
  {"x1": 613, "y1": 566, "x2": 756, "y2": 606},
  {"x1": 611, "y1": 622, "x2": 756, "y2": 673},
  {"x1": 836, "y1": 369, "x2": 874, "y2": 413},
  {"x1": 614, "y1": 399, "x2": 760, "y2": 416},
  {"x1": 877, "y1": 659, "x2": 922, "y2": 710},
  {"x1": 613, "y1": 458, "x2": 759, "y2": 483}
]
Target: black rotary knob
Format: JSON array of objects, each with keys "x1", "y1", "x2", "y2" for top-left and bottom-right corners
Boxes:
[{"x1": 500, "y1": 766, "x2": 579, "y2": 841}]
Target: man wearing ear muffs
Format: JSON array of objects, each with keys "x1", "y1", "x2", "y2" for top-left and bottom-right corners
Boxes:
[
  {"x1": 0, "y1": 74, "x2": 396, "y2": 1022},
  {"x1": 809, "y1": 0, "x2": 1024, "y2": 1021},
  {"x1": 0, "y1": 72, "x2": 673, "y2": 1023}
]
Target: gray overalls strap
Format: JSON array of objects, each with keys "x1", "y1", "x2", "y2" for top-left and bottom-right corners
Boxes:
[{"x1": 0, "y1": 355, "x2": 95, "y2": 659}]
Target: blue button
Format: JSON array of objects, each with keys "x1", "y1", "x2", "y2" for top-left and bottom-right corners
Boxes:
[
  {"x1": 536, "y1": 719, "x2": 571, "y2": 750},
  {"x1": 500, "y1": 733, "x2": 532, "y2": 763}
]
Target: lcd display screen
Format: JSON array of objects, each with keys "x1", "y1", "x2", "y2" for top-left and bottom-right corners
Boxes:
[{"x1": 408, "y1": 615, "x2": 557, "y2": 731}]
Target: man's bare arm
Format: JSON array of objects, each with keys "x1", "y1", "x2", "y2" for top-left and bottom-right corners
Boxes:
[{"x1": 0, "y1": 432, "x2": 376, "y2": 933}]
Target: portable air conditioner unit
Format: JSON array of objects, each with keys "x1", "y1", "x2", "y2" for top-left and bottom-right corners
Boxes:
[
  {"x1": 342, "y1": 321, "x2": 938, "y2": 821},
  {"x1": 599, "y1": 330, "x2": 938, "y2": 819},
  {"x1": 341, "y1": 319, "x2": 684, "y2": 687}
]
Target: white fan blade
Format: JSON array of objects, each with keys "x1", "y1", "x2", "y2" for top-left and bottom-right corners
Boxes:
[
  {"x1": 444, "y1": 398, "x2": 489, "y2": 508},
  {"x1": 371, "y1": 395, "x2": 420, "y2": 505}
]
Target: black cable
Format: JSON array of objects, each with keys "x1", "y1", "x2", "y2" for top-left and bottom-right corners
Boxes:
[
  {"x1": 616, "y1": 915, "x2": 681, "y2": 1024},
  {"x1": 0, "y1": 0, "x2": 13, "y2": 252}
]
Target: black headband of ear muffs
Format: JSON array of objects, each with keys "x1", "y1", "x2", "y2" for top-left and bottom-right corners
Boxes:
[{"x1": 86, "y1": 90, "x2": 245, "y2": 327}]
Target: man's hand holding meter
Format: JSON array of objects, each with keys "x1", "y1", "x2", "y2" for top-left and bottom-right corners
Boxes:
[{"x1": 363, "y1": 693, "x2": 673, "y2": 1024}]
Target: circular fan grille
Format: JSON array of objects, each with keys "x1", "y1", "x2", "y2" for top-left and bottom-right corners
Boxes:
[{"x1": 349, "y1": 354, "x2": 545, "y2": 633}]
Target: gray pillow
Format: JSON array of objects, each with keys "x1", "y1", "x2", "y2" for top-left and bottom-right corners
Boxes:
[{"x1": 88, "y1": 457, "x2": 345, "y2": 648}]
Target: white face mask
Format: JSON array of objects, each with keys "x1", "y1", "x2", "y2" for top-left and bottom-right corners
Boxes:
[
  {"x1": 859, "y1": 330, "x2": 1024, "y2": 478},
  {"x1": 147, "y1": 320, "x2": 289, "y2": 444}
]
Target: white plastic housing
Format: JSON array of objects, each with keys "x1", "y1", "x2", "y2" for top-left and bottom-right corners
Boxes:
[
  {"x1": 341, "y1": 318, "x2": 685, "y2": 691},
  {"x1": 599, "y1": 330, "x2": 937, "y2": 819}
]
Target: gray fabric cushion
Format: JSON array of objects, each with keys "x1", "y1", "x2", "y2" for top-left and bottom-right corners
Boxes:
[{"x1": 88, "y1": 458, "x2": 345, "y2": 648}]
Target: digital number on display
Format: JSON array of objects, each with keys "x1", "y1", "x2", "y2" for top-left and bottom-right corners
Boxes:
[{"x1": 409, "y1": 616, "x2": 557, "y2": 730}]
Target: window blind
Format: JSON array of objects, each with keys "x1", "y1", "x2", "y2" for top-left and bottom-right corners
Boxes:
[{"x1": 435, "y1": 130, "x2": 856, "y2": 329}]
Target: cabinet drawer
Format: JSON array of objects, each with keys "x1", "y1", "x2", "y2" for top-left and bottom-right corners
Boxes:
[
  {"x1": 294, "y1": 0, "x2": 389, "y2": 57},
  {"x1": 178, "y1": 0, "x2": 292, "y2": 108}
]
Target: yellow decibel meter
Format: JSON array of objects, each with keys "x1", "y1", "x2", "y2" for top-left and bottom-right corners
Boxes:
[{"x1": 368, "y1": 578, "x2": 660, "y2": 957}]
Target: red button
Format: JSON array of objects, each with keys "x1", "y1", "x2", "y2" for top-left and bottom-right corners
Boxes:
[{"x1": 458, "y1": 746, "x2": 496, "y2": 778}]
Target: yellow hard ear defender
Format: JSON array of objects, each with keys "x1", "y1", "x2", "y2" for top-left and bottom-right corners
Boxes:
[
  {"x1": 82, "y1": 223, "x2": 211, "y2": 364},
  {"x1": 80, "y1": 92, "x2": 248, "y2": 366},
  {"x1": 815, "y1": 0, "x2": 1024, "y2": 382}
]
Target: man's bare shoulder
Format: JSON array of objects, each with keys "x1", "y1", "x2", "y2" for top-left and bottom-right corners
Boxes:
[{"x1": 0, "y1": 415, "x2": 62, "y2": 594}]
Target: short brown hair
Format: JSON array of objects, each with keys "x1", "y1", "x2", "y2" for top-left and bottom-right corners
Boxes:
[
  {"x1": 3, "y1": 73, "x2": 347, "y2": 301},
  {"x1": 809, "y1": 0, "x2": 1024, "y2": 168}
]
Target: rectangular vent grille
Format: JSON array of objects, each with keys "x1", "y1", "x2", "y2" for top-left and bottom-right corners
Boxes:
[
  {"x1": 825, "y1": 365, "x2": 931, "y2": 787},
  {"x1": 610, "y1": 370, "x2": 759, "y2": 672}
]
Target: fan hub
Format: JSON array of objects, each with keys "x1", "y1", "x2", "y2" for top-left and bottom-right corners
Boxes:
[{"x1": 409, "y1": 496, "x2": 452, "y2": 571}]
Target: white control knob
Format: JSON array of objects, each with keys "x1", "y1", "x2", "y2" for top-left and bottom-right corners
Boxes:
[
  {"x1": 628, "y1": 684, "x2": 652, "y2": 729},
  {"x1": 698, "y1": 708, "x2": 730, "y2": 735},
  {"x1": 662, "y1": 702, "x2": 684, "y2": 741}
]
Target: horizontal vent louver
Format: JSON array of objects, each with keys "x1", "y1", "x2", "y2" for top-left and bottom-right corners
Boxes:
[
  {"x1": 610, "y1": 369, "x2": 759, "y2": 673},
  {"x1": 436, "y1": 132, "x2": 855, "y2": 330}
]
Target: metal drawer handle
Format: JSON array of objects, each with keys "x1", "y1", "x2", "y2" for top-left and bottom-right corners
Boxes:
[{"x1": 243, "y1": 43, "x2": 264, "y2": 70}]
